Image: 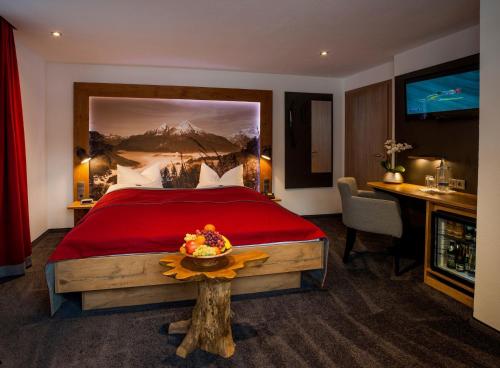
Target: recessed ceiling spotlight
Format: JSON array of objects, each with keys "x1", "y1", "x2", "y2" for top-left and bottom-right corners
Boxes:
[
  {"x1": 320, "y1": 51, "x2": 328, "y2": 56},
  {"x1": 51, "y1": 31, "x2": 62, "y2": 37}
]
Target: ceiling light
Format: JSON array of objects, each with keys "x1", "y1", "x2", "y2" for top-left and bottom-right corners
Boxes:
[
  {"x1": 320, "y1": 51, "x2": 328, "y2": 56},
  {"x1": 51, "y1": 31, "x2": 62, "y2": 37}
]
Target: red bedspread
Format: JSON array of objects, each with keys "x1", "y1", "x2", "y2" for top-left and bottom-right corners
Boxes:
[{"x1": 49, "y1": 187, "x2": 325, "y2": 262}]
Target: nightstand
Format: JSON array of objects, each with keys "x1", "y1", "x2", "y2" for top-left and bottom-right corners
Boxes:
[{"x1": 67, "y1": 201, "x2": 95, "y2": 226}]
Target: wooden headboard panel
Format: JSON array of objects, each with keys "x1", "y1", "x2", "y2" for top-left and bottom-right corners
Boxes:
[{"x1": 73, "y1": 82, "x2": 272, "y2": 200}]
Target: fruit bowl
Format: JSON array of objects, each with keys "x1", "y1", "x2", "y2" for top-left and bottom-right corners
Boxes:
[
  {"x1": 179, "y1": 224, "x2": 233, "y2": 268},
  {"x1": 185, "y1": 247, "x2": 233, "y2": 267}
]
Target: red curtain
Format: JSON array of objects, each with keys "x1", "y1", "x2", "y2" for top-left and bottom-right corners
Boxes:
[{"x1": 0, "y1": 17, "x2": 31, "y2": 277}]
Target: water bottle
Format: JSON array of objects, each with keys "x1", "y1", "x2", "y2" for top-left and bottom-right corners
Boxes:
[{"x1": 436, "y1": 159, "x2": 451, "y2": 192}]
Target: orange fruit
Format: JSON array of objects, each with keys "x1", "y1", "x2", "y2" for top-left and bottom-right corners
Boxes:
[
  {"x1": 195, "y1": 235, "x2": 206, "y2": 245},
  {"x1": 214, "y1": 247, "x2": 221, "y2": 255},
  {"x1": 204, "y1": 224, "x2": 216, "y2": 232}
]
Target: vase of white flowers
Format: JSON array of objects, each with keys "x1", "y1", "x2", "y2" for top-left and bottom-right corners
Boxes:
[{"x1": 381, "y1": 140, "x2": 413, "y2": 184}]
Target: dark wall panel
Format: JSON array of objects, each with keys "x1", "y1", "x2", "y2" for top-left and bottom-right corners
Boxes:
[{"x1": 395, "y1": 55, "x2": 479, "y2": 194}]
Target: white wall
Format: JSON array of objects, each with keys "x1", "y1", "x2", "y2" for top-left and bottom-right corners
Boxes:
[
  {"x1": 16, "y1": 38, "x2": 48, "y2": 240},
  {"x1": 394, "y1": 25, "x2": 479, "y2": 76},
  {"x1": 344, "y1": 61, "x2": 394, "y2": 92},
  {"x1": 46, "y1": 63, "x2": 344, "y2": 228},
  {"x1": 474, "y1": 0, "x2": 500, "y2": 332}
]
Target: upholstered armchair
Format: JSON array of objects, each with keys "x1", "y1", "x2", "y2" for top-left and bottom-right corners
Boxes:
[{"x1": 337, "y1": 177, "x2": 404, "y2": 275}]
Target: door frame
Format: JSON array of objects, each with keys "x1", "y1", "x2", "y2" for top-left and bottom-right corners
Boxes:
[{"x1": 344, "y1": 79, "x2": 392, "y2": 185}]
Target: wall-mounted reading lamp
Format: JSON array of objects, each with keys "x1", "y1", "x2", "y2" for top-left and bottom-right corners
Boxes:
[
  {"x1": 261, "y1": 146, "x2": 272, "y2": 161},
  {"x1": 408, "y1": 155, "x2": 439, "y2": 161},
  {"x1": 76, "y1": 146, "x2": 91, "y2": 164}
]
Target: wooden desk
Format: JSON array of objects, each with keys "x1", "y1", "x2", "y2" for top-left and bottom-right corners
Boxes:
[
  {"x1": 367, "y1": 182, "x2": 477, "y2": 212},
  {"x1": 367, "y1": 182, "x2": 477, "y2": 307}
]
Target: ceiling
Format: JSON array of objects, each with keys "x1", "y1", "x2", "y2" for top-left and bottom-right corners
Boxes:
[{"x1": 0, "y1": 0, "x2": 479, "y2": 77}]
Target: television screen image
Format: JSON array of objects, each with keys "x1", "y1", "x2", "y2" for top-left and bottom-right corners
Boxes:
[{"x1": 406, "y1": 70, "x2": 479, "y2": 116}]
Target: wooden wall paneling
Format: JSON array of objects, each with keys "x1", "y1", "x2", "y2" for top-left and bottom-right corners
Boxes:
[
  {"x1": 345, "y1": 80, "x2": 392, "y2": 188},
  {"x1": 73, "y1": 83, "x2": 273, "y2": 198}
]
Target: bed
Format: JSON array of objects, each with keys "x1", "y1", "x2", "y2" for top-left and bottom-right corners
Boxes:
[{"x1": 46, "y1": 186, "x2": 328, "y2": 314}]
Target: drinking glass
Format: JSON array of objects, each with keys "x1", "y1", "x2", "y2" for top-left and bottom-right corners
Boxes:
[{"x1": 425, "y1": 175, "x2": 436, "y2": 188}]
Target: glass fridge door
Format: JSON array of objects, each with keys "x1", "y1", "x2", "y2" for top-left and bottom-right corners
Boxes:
[{"x1": 432, "y1": 211, "x2": 476, "y2": 287}]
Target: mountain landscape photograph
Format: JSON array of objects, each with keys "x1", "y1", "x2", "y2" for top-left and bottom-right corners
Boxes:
[{"x1": 89, "y1": 97, "x2": 261, "y2": 198}]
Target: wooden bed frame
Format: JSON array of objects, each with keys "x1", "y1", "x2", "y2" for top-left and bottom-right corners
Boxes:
[
  {"x1": 61, "y1": 82, "x2": 325, "y2": 311},
  {"x1": 54, "y1": 240, "x2": 325, "y2": 310}
]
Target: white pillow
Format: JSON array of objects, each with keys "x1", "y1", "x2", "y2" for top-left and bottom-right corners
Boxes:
[
  {"x1": 105, "y1": 183, "x2": 140, "y2": 194},
  {"x1": 117, "y1": 163, "x2": 162, "y2": 187},
  {"x1": 197, "y1": 163, "x2": 244, "y2": 188},
  {"x1": 140, "y1": 163, "x2": 162, "y2": 186}
]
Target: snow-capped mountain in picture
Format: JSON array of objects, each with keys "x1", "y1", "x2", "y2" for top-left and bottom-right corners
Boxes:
[
  {"x1": 171, "y1": 121, "x2": 205, "y2": 135},
  {"x1": 118, "y1": 121, "x2": 238, "y2": 153},
  {"x1": 148, "y1": 121, "x2": 205, "y2": 136}
]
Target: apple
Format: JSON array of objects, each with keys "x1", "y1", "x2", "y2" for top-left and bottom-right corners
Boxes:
[{"x1": 185, "y1": 240, "x2": 198, "y2": 255}]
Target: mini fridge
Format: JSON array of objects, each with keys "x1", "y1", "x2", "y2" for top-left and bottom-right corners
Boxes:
[{"x1": 431, "y1": 211, "x2": 476, "y2": 288}]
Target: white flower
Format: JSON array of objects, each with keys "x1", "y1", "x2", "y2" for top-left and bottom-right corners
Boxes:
[{"x1": 383, "y1": 140, "x2": 412, "y2": 156}]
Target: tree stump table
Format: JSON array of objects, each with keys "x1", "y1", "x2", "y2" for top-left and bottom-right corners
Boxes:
[{"x1": 159, "y1": 250, "x2": 269, "y2": 358}]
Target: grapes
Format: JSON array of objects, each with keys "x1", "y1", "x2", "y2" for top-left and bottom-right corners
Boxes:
[
  {"x1": 196, "y1": 229, "x2": 225, "y2": 248},
  {"x1": 193, "y1": 244, "x2": 217, "y2": 257}
]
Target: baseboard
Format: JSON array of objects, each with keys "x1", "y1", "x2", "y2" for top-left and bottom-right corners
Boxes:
[
  {"x1": 302, "y1": 213, "x2": 341, "y2": 219},
  {"x1": 469, "y1": 317, "x2": 500, "y2": 340},
  {"x1": 31, "y1": 230, "x2": 51, "y2": 247},
  {"x1": 31, "y1": 228, "x2": 71, "y2": 248},
  {"x1": 48, "y1": 227, "x2": 72, "y2": 233}
]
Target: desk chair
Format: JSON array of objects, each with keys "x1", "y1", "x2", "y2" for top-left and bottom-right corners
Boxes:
[{"x1": 337, "y1": 177, "x2": 405, "y2": 275}]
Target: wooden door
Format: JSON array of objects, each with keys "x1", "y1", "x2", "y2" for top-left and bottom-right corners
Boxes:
[{"x1": 345, "y1": 80, "x2": 392, "y2": 188}]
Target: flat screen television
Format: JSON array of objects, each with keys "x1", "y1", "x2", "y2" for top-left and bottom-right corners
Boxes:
[{"x1": 405, "y1": 69, "x2": 479, "y2": 119}]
